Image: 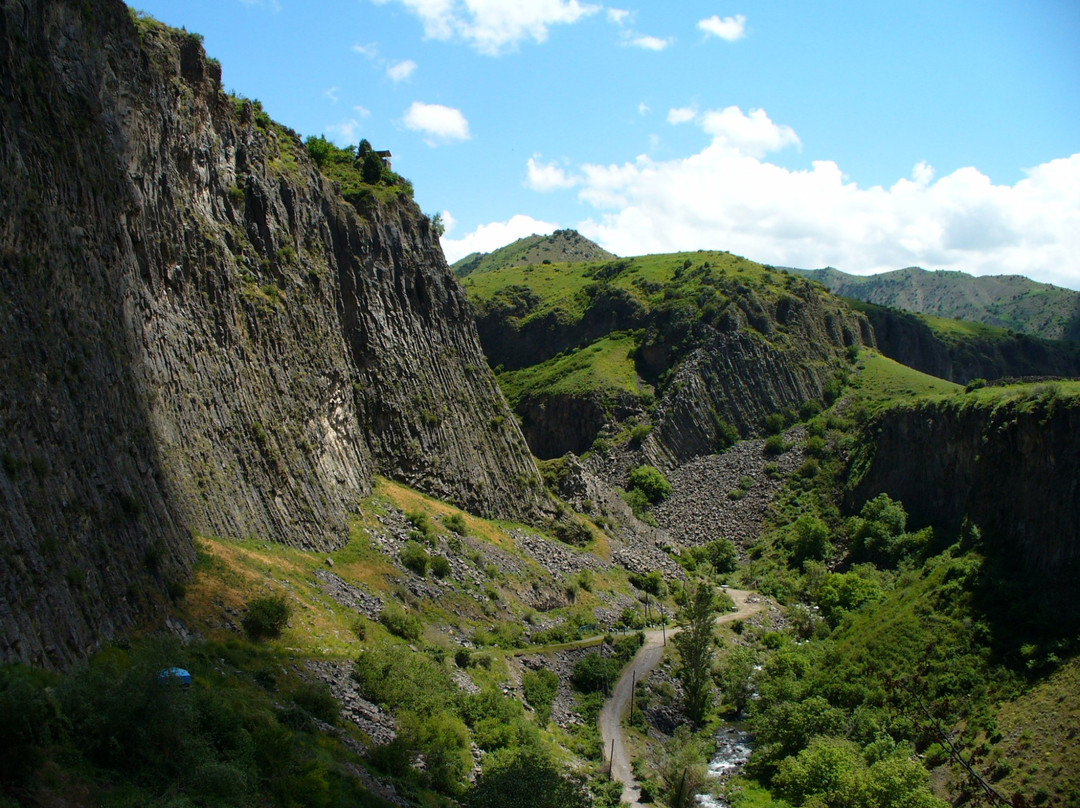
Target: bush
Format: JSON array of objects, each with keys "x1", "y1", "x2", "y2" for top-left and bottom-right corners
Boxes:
[
  {"x1": 242, "y1": 595, "x2": 291, "y2": 640},
  {"x1": 571, "y1": 653, "x2": 622, "y2": 693},
  {"x1": 399, "y1": 540, "x2": 429, "y2": 576},
  {"x1": 444, "y1": 512, "x2": 468, "y2": 535},
  {"x1": 430, "y1": 555, "x2": 452, "y2": 578},
  {"x1": 379, "y1": 602, "x2": 422, "y2": 641},
  {"x1": 704, "y1": 538, "x2": 738, "y2": 574},
  {"x1": 627, "y1": 465, "x2": 672, "y2": 504},
  {"x1": 522, "y1": 669, "x2": 560, "y2": 725},
  {"x1": 765, "y1": 434, "x2": 789, "y2": 455}
]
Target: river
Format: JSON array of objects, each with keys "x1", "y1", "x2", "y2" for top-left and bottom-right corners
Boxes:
[{"x1": 696, "y1": 726, "x2": 754, "y2": 807}]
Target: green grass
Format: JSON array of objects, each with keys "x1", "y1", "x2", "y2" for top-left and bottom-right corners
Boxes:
[
  {"x1": 849, "y1": 349, "x2": 961, "y2": 405},
  {"x1": 497, "y1": 333, "x2": 651, "y2": 406}
]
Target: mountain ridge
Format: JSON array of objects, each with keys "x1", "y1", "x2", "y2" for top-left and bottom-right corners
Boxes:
[{"x1": 791, "y1": 265, "x2": 1080, "y2": 341}]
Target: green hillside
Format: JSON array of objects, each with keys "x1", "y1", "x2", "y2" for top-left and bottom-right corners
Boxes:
[
  {"x1": 452, "y1": 229, "x2": 616, "y2": 277},
  {"x1": 793, "y1": 266, "x2": 1080, "y2": 341}
]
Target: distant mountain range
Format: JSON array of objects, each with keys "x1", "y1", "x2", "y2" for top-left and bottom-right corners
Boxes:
[
  {"x1": 452, "y1": 229, "x2": 616, "y2": 277},
  {"x1": 788, "y1": 266, "x2": 1080, "y2": 342}
]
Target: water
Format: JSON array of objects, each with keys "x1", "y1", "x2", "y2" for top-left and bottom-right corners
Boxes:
[{"x1": 696, "y1": 726, "x2": 754, "y2": 807}]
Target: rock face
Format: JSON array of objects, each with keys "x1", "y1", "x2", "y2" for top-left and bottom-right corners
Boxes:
[
  {"x1": 858, "y1": 303, "x2": 1080, "y2": 384},
  {"x1": 647, "y1": 291, "x2": 872, "y2": 467},
  {"x1": 848, "y1": 392, "x2": 1080, "y2": 627},
  {"x1": 0, "y1": 0, "x2": 543, "y2": 666}
]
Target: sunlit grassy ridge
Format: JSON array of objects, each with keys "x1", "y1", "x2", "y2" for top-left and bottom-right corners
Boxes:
[
  {"x1": 464, "y1": 250, "x2": 790, "y2": 329},
  {"x1": 497, "y1": 333, "x2": 650, "y2": 407},
  {"x1": 847, "y1": 349, "x2": 961, "y2": 406}
]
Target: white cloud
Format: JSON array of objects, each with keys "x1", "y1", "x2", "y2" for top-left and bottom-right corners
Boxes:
[
  {"x1": 403, "y1": 101, "x2": 471, "y2": 144},
  {"x1": 562, "y1": 108, "x2": 1080, "y2": 287},
  {"x1": 698, "y1": 13, "x2": 746, "y2": 42},
  {"x1": 440, "y1": 209, "x2": 457, "y2": 236},
  {"x1": 373, "y1": 0, "x2": 601, "y2": 55},
  {"x1": 607, "y1": 8, "x2": 631, "y2": 25},
  {"x1": 667, "y1": 106, "x2": 698, "y2": 125},
  {"x1": 440, "y1": 214, "x2": 559, "y2": 263},
  {"x1": 627, "y1": 34, "x2": 671, "y2": 51},
  {"x1": 526, "y1": 155, "x2": 579, "y2": 192},
  {"x1": 324, "y1": 86, "x2": 340, "y2": 104},
  {"x1": 326, "y1": 119, "x2": 361, "y2": 144},
  {"x1": 638, "y1": 102, "x2": 651, "y2": 116},
  {"x1": 700, "y1": 106, "x2": 800, "y2": 157},
  {"x1": 353, "y1": 104, "x2": 372, "y2": 118},
  {"x1": 352, "y1": 42, "x2": 379, "y2": 58},
  {"x1": 387, "y1": 59, "x2": 418, "y2": 82}
]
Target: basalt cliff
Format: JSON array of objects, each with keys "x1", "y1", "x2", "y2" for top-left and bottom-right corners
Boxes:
[{"x1": 0, "y1": 0, "x2": 543, "y2": 667}]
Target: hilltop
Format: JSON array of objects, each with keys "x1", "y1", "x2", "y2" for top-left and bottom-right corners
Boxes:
[
  {"x1": 452, "y1": 229, "x2": 616, "y2": 277},
  {"x1": 791, "y1": 265, "x2": 1080, "y2": 341}
]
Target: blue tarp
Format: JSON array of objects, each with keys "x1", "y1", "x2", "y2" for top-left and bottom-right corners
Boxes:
[{"x1": 157, "y1": 667, "x2": 192, "y2": 686}]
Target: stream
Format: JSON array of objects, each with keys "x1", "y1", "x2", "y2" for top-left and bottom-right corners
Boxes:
[{"x1": 696, "y1": 726, "x2": 754, "y2": 807}]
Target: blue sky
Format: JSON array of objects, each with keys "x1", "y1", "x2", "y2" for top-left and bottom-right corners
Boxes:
[{"x1": 134, "y1": 0, "x2": 1080, "y2": 288}]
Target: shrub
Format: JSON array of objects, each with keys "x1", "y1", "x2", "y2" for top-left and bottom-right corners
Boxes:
[
  {"x1": 242, "y1": 595, "x2": 291, "y2": 640},
  {"x1": 764, "y1": 434, "x2": 788, "y2": 455},
  {"x1": 764, "y1": 412, "x2": 786, "y2": 435},
  {"x1": 627, "y1": 465, "x2": 672, "y2": 504},
  {"x1": 629, "y1": 423, "x2": 653, "y2": 445},
  {"x1": 522, "y1": 669, "x2": 560, "y2": 725},
  {"x1": 379, "y1": 602, "x2": 422, "y2": 641},
  {"x1": 430, "y1": 555, "x2": 452, "y2": 578},
  {"x1": 444, "y1": 512, "x2": 468, "y2": 535},
  {"x1": 571, "y1": 653, "x2": 622, "y2": 693},
  {"x1": 399, "y1": 540, "x2": 429, "y2": 576}
]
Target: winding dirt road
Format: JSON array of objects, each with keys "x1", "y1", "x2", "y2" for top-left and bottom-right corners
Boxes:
[{"x1": 598, "y1": 588, "x2": 766, "y2": 805}]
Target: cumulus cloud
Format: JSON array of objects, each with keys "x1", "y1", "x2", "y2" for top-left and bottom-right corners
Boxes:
[
  {"x1": 700, "y1": 106, "x2": 801, "y2": 157},
  {"x1": 550, "y1": 107, "x2": 1080, "y2": 287},
  {"x1": 627, "y1": 34, "x2": 671, "y2": 51},
  {"x1": 374, "y1": 0, "x2": 601, "y2": 55},
  {"x1": 403, "y1": 101, "x2": 471, "y2": 144},
  {"x1": 698, "y1": 13, "x2": 746, "y2": 41},
  {"x1": 638, "y1": 102, "x2": 651, "y2": 116},
  {"x1": 607, "y1": 8, "x2": 631, "y2": 25},
  {"x1": 387, "y1": 59, "x2": 418, "y2": 82},
  {"x1": 440, "y1": 214, "x2": 559, "y2": 263},
  {"x1": 526, "y1": 155, "x2": 579, "y2": 191}
]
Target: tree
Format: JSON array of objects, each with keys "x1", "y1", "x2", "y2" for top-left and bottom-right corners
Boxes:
[
  {"x1": 464, "y1": 749, "x2": 591, "y2": 808},
  {"x1": 673, "y1": 579, "x2": 718, "y2": 726},
  {"x1": 788, "y1": 514, "x2": 833, "y2": 565},
  {"x1": 657, "y1": 727, "x2": 709, "y2": 808},
  {"x1": 362, "y1": 151, "x2": 383, "y2": 184},
  {"x1": 716, "y1": 645, "x2": 757, "y2": 714}
]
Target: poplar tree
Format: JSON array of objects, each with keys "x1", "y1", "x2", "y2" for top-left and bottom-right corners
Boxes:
[{"x1": 674, "y1": 578, "x2": 718, "y2": 726}]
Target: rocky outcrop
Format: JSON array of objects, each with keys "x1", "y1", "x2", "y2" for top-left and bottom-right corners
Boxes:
[
  {"x1": 647, "y1": 289, "x2": 871, "y2": 467},
  {"x1": 857, "y1": 303, "x2": 1080, "y2": 384},
  {"x1": 848, "y1": 391, "x2": 1080, "y2": 627},
  {"x1": 0, "y1": 0, "x2": 542, "y2": 666}
]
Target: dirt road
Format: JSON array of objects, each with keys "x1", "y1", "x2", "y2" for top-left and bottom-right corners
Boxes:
[{"x1": 598, "y1": 588, "x2": 766, "y2": 805}]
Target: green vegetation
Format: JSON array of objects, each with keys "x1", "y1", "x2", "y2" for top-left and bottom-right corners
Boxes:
[
  {"x1": 241, "y1": 593, "x2": 291, "y2": 640},
  {"x1": 303, "y1": 135, "x2": 413, "y2": 206},
  {"x1": 627, "y1": 464, "x2": 673, "y2": 504},
  {"x1": 673, "y1": 579, "x2": 721, "y2": 726},
  {"x1": 496, "y1": 332, "x2": 650, "y2": 409},
  {"x1": 0, "y1": 639, "x2": 394, "y2": 807}
]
